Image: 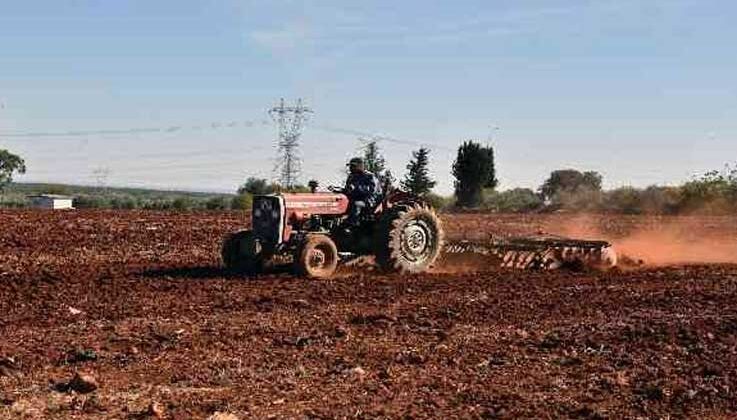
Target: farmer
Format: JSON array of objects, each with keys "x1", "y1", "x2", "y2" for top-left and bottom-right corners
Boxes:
[{"x1": 343, "y1": 157, "x2": 382, "y2": 228}]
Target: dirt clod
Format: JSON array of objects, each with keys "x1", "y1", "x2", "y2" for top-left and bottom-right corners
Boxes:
[
  {"x1": 0, "y1": 357, "x2": 20, "y2": 378},
  {"x1": 348, "y1": 366, "x2": 366, "y2": 377},
  {"x1": 146, "y1": 401, "x2": 166, "y2": 418},
  {"x1": 68, "y1": 373, "x2": 99, "y2": 394}
]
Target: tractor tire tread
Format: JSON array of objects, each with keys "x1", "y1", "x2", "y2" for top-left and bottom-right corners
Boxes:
[{"x1": 374, "y1": 202, "x2": 444, "y2": 273}]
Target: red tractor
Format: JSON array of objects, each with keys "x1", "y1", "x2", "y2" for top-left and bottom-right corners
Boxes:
[{"x1": 221, "y1": 189, "x2": 444, "y2": 278}]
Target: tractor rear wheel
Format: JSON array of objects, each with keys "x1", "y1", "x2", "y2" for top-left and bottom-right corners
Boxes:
[
  {"x1": 374, "y1": 203, "x2": 444, "y2": 273},
  {"x1": 221, "y1": 230, "x2": 263, "y2": 274},
  {"x1": 296, "y1": 235, "x2": 339, "y2": 279}
]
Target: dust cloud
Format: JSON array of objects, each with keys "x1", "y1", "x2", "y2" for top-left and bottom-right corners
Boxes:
[{"x1": 553, "y1": 214, "x2": 737, "y2": 266}]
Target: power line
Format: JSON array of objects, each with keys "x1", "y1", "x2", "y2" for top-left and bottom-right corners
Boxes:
[
  {"x1": 313, "y1": 124, "x2": 454, "y2": 152},
  {"x1": 269, "y1": 98, "x2": 313, "y2": 188},
  {"x1": 0, "y1": 117, "x2": 448, "y2": 153},
  {"x1": 0, "y1": 119, "x2": 271, "y2": 139}
]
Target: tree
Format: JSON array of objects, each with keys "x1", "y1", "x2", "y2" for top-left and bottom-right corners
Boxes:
[
  {"x1": 308, "y1": 180, "x2": 319, "y2": 193},
  {"x1": 362, "y1": 140, "x2": 385, "y2": 174},
  {"x1": 539, "y1": 169, "x2": 603, "y2": 202},
  {"x1": 0, "y1": 149, "x2": 26, "y2": 193},
  {"x1": 401, "y1": 147, "x2": 436, "y2": 195},
  {"x1": 361, "y1": 140, "x2": 395, "y2": 188},
  {"x1": 237, "y1": 177, "x2": 275, "y2": 195},
  {"x1": 538, "y1": 169, "x2": 603, "y2": 211},
  {"x1": 452, "y1": 141, "x2": 497, "y2": 207}
]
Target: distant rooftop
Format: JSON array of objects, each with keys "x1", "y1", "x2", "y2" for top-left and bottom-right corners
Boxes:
[{"x1": 27, "y1": 194, "x2": 74, "y2": 199}]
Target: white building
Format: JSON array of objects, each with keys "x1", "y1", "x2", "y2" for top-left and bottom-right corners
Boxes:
[{"x1": 28, "y1": 194, "x2": 75, "y2": 210}]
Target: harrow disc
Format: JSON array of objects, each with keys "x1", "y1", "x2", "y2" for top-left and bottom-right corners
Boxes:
[{"x1": 443, "y1": 236, "x2": 617, "y2": 271}]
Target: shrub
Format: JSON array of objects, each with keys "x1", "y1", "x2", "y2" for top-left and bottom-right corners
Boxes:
[
  {"x1": 678, "y1": 170, "x2": 737, "y2": 214},
  {"x1": 639, "y1": 186, "x2": 682, "y2": 215},
  {"x1": 206, "y1": 196, "x2": 230, "y2": 210},
  {"x1": 74, "y1": 195, "x2": 111, "y2": 209},
  {"x1": 542, "y1": 187, "x2": 602, "y2": 212},
  {"x1": 110, "y1": 195, "x2": 138, "y2": 209},
  {"x1": 484, "y1": 188, "x2": 543, "y2": 213},
  {"x1": 424, "y1": 193, "x2": 453, "y2": 211},
  {"x1": 602, "y1": 187, "x2": 643, "y2": 214},
  {"x1": 172, "y1": 197, "x2": 195, "y2": 211},
  {"x1": 231, "y1": 194, "x2": 253, "y2": 211},
  {"x1": 0, "y1": 193, "x2": 29, "y2": 208}
]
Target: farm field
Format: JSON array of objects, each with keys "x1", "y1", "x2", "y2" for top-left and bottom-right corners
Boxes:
[{"x1": 1, "y1": 210, "x2": 737, "y2": 419}]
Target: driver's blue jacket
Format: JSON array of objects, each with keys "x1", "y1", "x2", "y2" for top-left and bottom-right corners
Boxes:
[{"x1": 344, "y1": 171, "x2": 382, "y2": 207}]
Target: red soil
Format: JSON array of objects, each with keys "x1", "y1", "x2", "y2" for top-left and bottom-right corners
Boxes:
[{"x1": 1, "y1": 210, "x2": 736, "y2": 419}]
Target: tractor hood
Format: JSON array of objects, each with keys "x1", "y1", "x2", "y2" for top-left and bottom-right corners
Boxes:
[{"x1": 280, "y1": 193, "x2": 350, "y2": 218}]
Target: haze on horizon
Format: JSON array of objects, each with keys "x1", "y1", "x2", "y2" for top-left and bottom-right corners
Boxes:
[{"x1": 0, "y1": 0, "x2": 735, "y2": 194}]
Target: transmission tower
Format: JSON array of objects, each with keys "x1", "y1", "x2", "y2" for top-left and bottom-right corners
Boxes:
[
  {"x1": 92, "y1": 167, "x2": 111, "y2": 193},
  {"x1": 269, "y1": 98, "x2": 313, "y2": 189}
]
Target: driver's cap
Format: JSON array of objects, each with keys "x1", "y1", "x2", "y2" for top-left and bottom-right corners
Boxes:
[{"x1": 347, "y1": 157, "x2": 364, "y2": 167}]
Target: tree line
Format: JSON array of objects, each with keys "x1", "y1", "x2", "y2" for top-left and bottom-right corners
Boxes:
[{"x1": 3, "y1": 143, "x2": 737, "y2": 214}]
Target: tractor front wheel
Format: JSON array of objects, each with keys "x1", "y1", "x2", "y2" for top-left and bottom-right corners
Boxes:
[
  {"x1": 221, "y1": 230, "x2": 263, "y2": 274},
  {"x1": 296, "y1": 235, "x2": 339, "y2": 279}
]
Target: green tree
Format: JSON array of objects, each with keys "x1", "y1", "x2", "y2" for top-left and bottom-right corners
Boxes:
[
  {"x1": 401, "y1": 147, "x2": 436, "y2": 195},
  {"x1": 539, "y1": 169, "x2": 603, "y2": 202},
  {"x1": 452, "y1": 141, "x2": 497, "y2": 207},
  {"x1": 362, "y1": 140, "x2": 385, "y2": 174},
  {"x1": 0, "y1": 149, "x2": 27, "y2": 193},
  {"x1": 238, "y1": 177, "x2": 275, "y2": 195},
  {"x1": 361, "y1": 140, "x2": 395, "y2": 188},
  {"x1": 308, "y1": 179, "x2": 319, "y2": 193}
]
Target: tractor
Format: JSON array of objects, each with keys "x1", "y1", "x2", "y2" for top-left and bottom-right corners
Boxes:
[
  {"x1": 222, "y1": 188, "x2": 619, "y2": 278},
  {"x1": 221, "y1": 188, "x2": 444, "y2": 279}
]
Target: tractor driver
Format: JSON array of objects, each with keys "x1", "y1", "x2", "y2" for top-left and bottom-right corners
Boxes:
[{"x1": 343, "y1": 157, "x2": 382, "y2": 228}]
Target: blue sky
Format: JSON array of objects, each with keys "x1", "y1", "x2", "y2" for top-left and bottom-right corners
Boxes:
[{"x1": 1, "y1": 0, "x2": 735, "y2": 193}]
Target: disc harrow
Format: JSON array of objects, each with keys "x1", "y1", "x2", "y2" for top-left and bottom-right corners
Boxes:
[{"x1": 443, "y1": 236, "x2": 617, "y2": 270}]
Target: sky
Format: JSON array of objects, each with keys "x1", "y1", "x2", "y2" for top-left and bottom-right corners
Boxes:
[{"x1": 0, "y1": 0, "x2": 735, "y2": 194}]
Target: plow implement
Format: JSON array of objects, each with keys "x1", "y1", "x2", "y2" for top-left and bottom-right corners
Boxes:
[{"x1": 443, "y1": 235, "x2": 617, "y2": 270}]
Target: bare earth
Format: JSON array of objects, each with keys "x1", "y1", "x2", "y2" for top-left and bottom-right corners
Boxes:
[{"x1": 1, "y1": 210, "x2": 737, "y2": 419}]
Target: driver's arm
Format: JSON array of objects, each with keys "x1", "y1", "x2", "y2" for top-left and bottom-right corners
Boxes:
[{"x1": 344, "y1": 174, "x2": 357, "y2": 196}]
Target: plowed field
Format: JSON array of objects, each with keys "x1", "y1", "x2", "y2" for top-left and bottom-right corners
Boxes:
[{"x1": 2, "y1": 210, "x2": 737, "y2": 419}]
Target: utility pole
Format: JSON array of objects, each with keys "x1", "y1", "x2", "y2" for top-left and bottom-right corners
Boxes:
[
  {"x1": 269, "y1": 98, "x2": 313, "y2": 189},
  {"x1": 92, "y1": 167, "x2": 111, "y2": 193}
]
